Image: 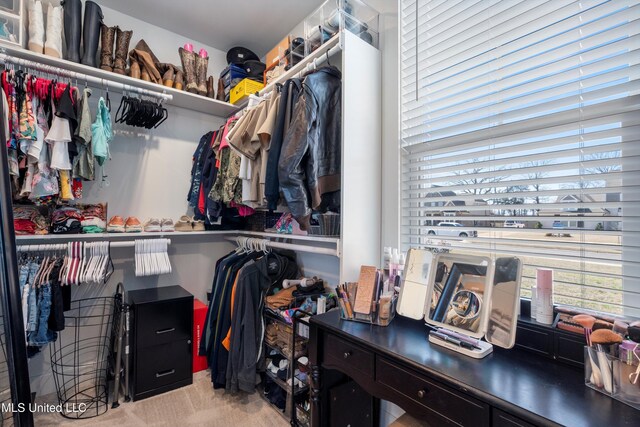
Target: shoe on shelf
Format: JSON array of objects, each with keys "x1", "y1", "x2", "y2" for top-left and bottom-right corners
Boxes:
[
  {"x1": 27, "y1": 0, "x2": 45, "y2": 54},
  {"x1": 107, "y1": 216, "x2": 125, "y2": 233},
  {"x1": 175, "y1": 215, "x2": 193, "y2": 232},
  {"x1": 143, "y1": 218, "x2": 161, "y2": 232},
  {"x1": 192, "y1": 219, "x2": 205, "y2": 231},
  {"x1": 161, "y1": 218, "x2": 175, "y2": 232},
  {"x1": 125, "y1": 217, "x2": 143, "y2": 233}
]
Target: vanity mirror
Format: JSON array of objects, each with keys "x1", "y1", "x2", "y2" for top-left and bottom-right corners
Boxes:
[{"x1": 397, "y1": 249, "x2": 523, "y2": 358}]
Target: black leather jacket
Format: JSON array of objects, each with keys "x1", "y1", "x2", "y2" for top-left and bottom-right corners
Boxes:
[{"x1": 278, "y1": 66, "x2": 342, "y2": 229}]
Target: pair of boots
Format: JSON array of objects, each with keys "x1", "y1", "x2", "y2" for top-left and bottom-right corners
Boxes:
[
  {"x1": 99, "y1": 26, "x2": 132, "y2": 74},
  {"x1": 27, "y1": 0, "x2": 62, "y2": 58},
  {"x1": 179, "y1": 48, "x2": 211, "y2": 97},
  {"x1": 60, "y1": 0, "x2": 103, "y2": 67},
  {"x1": 158, "y1": 65, "x2": 184, "y2": 91}
]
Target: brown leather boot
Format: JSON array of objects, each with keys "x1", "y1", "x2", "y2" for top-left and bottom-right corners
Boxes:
[
  {"x1": 206, "y1": 76, "x2": 215, "y2": 98},
  {"x1": 179, "y1": 48, "x2": 198, "y2": 94},
  {"x1": 129, "y1": 59, "x2": 140, "y2": 79},
  {"x1": 163, "y1": 66, "x2": 175, "y2": 88},
  {"x1": 174, "y1": 70, "x2": 184, "y2": 91},
  {"x1": 113, "y1": 27, "x2": 132, "y2": 74},
  {"x1": 195, "y1": 54, "x2": 208, "y2": 96},
  {"x1": 216, "y1": 77, "x2": 225, "y2": 101},
  {"x1": 141, "y1": 67, "x2": 150, "y2": 82},
  {"x1": 99, "y1": 24, "x2": 115, "y2": 71}
]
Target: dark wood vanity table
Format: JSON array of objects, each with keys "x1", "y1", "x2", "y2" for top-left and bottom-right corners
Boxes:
[{"x1": 308, "y1": 310, "x2": 639, "y2": 427}]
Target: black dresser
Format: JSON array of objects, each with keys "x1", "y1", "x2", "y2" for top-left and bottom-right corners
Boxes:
[
  {"x1": 309, "y1": 310, "x2": 639, "y2": 427},
  {"x1": 127, "y1": 285, "x2": 193, "y2": 401}
]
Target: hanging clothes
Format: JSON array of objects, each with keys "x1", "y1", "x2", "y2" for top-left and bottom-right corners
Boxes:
[
  {"x1": 72, "y1": 88, "x2": 95, "y2": 181},
  {"x1": 200, "y1": 249, "x2": 299, "y2": 391},
  {"x1": 91, "y1": 97, "x2": 112, "y2": 166}
]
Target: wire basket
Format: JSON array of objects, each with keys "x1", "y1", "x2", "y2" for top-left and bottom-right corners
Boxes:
[{"x1": 50, "y1": 292, "x2": 119, "y2": 419}]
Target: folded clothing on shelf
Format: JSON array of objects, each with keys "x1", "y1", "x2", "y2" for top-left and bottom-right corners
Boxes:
[
  {"x1": 13, "y1": 205, "x2": 50, "y2": 235},
  {"x1": 51, "y1": 206, "x2": 84, "y2": 234},
  {"x1": 266, "y1": 286, "x2": 297, "y2": 310},
  {"x1": 78, "y1": 203, "x2": 107, "y2": 233}
]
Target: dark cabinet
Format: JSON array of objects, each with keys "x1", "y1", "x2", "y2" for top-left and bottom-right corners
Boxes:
[{"x1": 127, "y1": 285, "x2": 193, "y2": 401}]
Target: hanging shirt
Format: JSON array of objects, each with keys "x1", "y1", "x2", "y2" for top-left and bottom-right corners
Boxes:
[{"x1": 91, "y1": 97, "x2": 112, "y2": 166}]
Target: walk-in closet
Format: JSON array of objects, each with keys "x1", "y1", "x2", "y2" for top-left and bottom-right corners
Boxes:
[{"x1": 0, "y1": 0, "x2": 388, "y2": 425}]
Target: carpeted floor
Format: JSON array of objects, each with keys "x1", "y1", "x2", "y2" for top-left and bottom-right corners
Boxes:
[{"x1": 33, "y1": 371, "x2": 290, "y2": 427}]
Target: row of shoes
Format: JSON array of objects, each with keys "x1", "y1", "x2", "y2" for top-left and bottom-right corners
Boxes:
[
  {"x1": 105, "y1": 215, "x2": 205, "y2": 233},
  {"x1": 176, "y1": 215, "x2": 205, "y2": 232},
  {"x1": 27, "y1": 0, "x2": 103, "y2": 66}
]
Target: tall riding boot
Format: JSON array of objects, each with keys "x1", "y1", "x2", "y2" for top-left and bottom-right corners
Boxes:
[
  {"x1": 174, "y1": 70, "x2": 184, "y2": 91},
  {"x1": 27, "y1": 0, "x2": 45, "y2": 54},
  {"x1": 81, "y1": 1, "x2": 103, "y2": 67},
  {"x1": 195, "y1": 54, "x2": 209, "y2": 96},
  {"x1": 99, "y1": 25, "x2": 116, "y2": 72},
  {"x1": 129, "y1": 60, "x2": 141, "y2": 79},
  {"x1": 44, "y1": 3, "x2": 63, "y2": 58},
  {"x1": 163, "y1": 67, "x2": 175, "y2": 88},
  {"x1": 206, "y1": 76, "x2": 215, "y2": 98},
  {"x1": 179, "y1": 48, "x2": 198, "y2": 94},
  {"x1": 216, "y1": 78, "x2": 225, "y2": 102},
  {"x1": 61, "y1": 0, "x2": 81, "y2": 62},
  {"x1": 113, "y1": 28, "x2": 132, "y2": 75}
]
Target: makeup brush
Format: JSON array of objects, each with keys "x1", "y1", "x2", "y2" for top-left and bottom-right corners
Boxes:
[
  {"x1": 573, "y1": 314, "x2": 596, "y2": 346},
  {"x1": 590, "y1": 329, "x2": 624, "y2": 394}
]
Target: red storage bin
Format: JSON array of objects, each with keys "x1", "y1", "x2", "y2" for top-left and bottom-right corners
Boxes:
[{"x1": 193, "y1": 299, "x2": 208, "y2": 373}]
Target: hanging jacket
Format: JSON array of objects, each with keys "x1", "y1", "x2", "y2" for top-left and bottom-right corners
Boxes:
[
  {"x1": 278, "y1": 66, "x2": 342, "y2": 229},
  {"x1": 265, "y1": 78, "x2": 303, "y2": 211}
]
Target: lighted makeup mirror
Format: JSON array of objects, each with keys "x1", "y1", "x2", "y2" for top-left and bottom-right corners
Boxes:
[{"x1": 397, "y1": 249, "x2": 522, "y2": 358}]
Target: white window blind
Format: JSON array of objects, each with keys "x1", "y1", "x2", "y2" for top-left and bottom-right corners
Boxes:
[{"x1": 400, "y1": 0, "x2": 640, "y2": 317}]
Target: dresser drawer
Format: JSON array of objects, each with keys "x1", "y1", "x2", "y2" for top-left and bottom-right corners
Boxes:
[
  {"x1": 135, "y1": 298, "x2": 192, "y2": 348},
  {"x1": 323, "y1": 333, "x2": 374, "y2": 378},
  {"x1": 376, "y1": 357, "x2": 490, "y2": 426},
  {"x1": 492, "y1": 409, "x2": 536, "y2": 427},
  {"x1": 135, "y1": 340, "x2": 192, "y2": 393}
]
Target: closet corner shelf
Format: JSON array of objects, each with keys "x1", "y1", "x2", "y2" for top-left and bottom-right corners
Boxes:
[
  {"x1": 234, "y1": 32, "x2": 342, "y2": 110},
  {"x1": 0, "y1": 43, "x2": 240, "y2": 117}
]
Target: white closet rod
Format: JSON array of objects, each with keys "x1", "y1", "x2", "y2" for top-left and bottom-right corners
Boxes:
[
  {"x1": 224, "y1": 236, "x2": 338, "y2": 257},
  {"x1": 17, "y1": 239, "x2": 172, "y2": 252},
  {"x1": 0, "y1": 53, "x2": 173, "y2": 101},
  {"x1": 259, "y1": 43, "x2": 342, "y2": 99}
]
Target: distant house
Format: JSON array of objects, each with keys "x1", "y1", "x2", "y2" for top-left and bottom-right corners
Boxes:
[{"x1": 537, "y1": 193, "x2": 617, "y2": 230}]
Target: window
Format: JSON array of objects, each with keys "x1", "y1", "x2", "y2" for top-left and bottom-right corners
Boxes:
[{"x1": 400, "y1": 0, "x2": 640, "y2": 317}]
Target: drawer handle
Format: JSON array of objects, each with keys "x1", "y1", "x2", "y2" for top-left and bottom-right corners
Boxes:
[
  {"x1": 343, "y1": 351, "x2": 352, "y2": 359},
  {"x1": 156, "y1": 369, "x2": 175, "y2": 378},
  {"x1": 156, "y1": 327, "x2": 176, "y2": 335},
  {"x1": 417, "y1": 389, "x2": 427, "y2": 399}
]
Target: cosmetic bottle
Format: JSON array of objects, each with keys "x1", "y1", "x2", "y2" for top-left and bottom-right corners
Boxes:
[
  {"x1": 383, "y1": 247, "x2": 392, "y2": 271},
  {"x1": 535, "y1": 269, "x2": 554, "y2": 324},
  {"x1": 389, "y1": 248, "x2": 399, "y2": 286}
]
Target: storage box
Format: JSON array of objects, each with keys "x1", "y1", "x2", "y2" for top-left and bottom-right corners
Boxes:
[
  {"x1": 266, "y1": 35, "x2": 290, "y2": 67},
  {"x1": 193, "y1": 299, "x2": 208, "y2": 373},
  {"x1": 230, "y1": 78, "x2": 265, "y2": 104},
  {"x1": 220, "y1": 64, "x2": 248, "y2": 89},
  {"x1": 585, "y1": 345, "x2": 640, "y2": 409}
]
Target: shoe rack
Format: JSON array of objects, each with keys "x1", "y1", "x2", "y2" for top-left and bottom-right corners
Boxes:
[{"x1": 0, "y1": 42, "x2": 240, "y2": 117}]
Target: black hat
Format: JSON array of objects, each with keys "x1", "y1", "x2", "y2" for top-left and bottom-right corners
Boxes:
[
  {"x1": 226, "y1": 46, "x2": 259, "y2": 65},
  {"x1": 243, "y1": 60, "x2": 266, "y2": 78}
]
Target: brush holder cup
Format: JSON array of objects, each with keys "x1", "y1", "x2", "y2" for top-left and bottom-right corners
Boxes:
[{"x1": 584, "y1": 346, "x2": 640, "y2": 410}]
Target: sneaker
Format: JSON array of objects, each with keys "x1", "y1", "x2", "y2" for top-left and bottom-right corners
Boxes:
[
  {"x1": 161, "y1": 218, "x2": 175, "y2": 232},
  {"x1": 175, "y1": 215, "x2": 193, "y2": 232},
  {"x1": 144, "y1": 218, "x2": 161, "y2": 232},
  {"x1": 125, "y1": 217, "x2": 143, "y2": 233},
  {"x1": 192, "y1": 219, "x2": 205, "y2": 231},
  {"x1": 107, "y1": 216, "x2": 125, "y2": 233}
]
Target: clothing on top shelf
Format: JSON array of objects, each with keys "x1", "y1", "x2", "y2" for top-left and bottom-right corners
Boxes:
[
  {"x1": 200, "y1": 249, "x2": 299, "y2": 392},
  {"x1": 13, "y1": 204, "x2": 50, "y2": 235}
]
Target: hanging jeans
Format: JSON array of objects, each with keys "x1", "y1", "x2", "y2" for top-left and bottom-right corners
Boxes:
[{"x1": 29, "y1": 284, "x2": 57, "y2": 346}]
